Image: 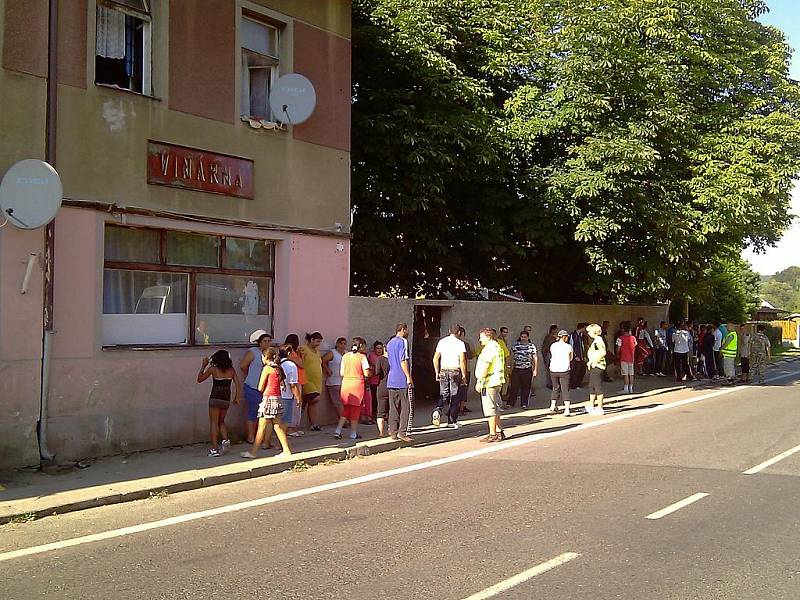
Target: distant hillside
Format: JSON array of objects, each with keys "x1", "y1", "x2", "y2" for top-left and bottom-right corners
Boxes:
[{"x1": 760, "y1": 266, "x2": 800, "y2": 313}]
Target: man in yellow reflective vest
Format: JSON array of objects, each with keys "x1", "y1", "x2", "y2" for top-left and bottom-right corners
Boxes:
[{"x1": 720, "y1": 326, "x2": 739, "y2": 385}]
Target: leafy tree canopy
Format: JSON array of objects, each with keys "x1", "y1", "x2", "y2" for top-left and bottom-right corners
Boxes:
[
  {"x1": 690, "y1": 256, "x2": 761, "y2": 323},
  {"x1": 352, "y1": 0, "x2": 800, "y2": 303}
]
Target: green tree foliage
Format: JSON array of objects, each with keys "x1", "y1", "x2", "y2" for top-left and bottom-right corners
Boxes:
[
  {"x1": 760, "y1": 265, "x2": 800, "y2": 312},
  {"x1": 691, "y1": 257, "x2": 761, "y2": 323},
  {"x1": 351, "y1": 0, "x2": 800, "y2": 301}
]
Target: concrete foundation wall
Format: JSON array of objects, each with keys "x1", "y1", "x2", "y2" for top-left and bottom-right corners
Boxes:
[
  {"x1": 349, "y1": 297, "x2": 668, "y2": 354},
  {"x1": 348, "y1": 297, "x2": 669, "y2": 403}
]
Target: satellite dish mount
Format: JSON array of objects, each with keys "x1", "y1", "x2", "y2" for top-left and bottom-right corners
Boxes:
[
  {"x1": 0, "y1": 159, "x2": 63, "y2": 230},
  {"x1": 269, "y1": 73, "x2": 317, "y2": 126}
]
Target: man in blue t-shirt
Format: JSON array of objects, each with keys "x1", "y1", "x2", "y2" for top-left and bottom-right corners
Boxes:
[{"x1": 386, "y1": 322, "x2": 414, "y2": 442}]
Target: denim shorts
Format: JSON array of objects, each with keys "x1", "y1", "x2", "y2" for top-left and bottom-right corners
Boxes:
[
  {"x1": 244, "y1": 385, "x2": 261, "y2": 422},
  {"x1": 280, "y1": 397, "x2": 301, "y2": 426}
]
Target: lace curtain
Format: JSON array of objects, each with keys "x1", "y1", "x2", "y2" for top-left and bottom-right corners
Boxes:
[{"x1": 96, "y1": 6, "x2": 126, "y2": 59}]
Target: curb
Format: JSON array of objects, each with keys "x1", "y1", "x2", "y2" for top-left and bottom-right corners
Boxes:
[{"x1": 2, "y1": 375, "x2": 778, "y2": 526}]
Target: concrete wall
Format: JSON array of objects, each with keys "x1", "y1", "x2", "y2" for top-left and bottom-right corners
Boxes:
[
  {"x1": 0, "y1": 3, "x2": 48, "y2": 469},
  {"x1": 349, "y1": 297, "x2": 669, "y2": 356},
  {"x1": 349, "y1": 297, "x2": 669, "y2": 401}
]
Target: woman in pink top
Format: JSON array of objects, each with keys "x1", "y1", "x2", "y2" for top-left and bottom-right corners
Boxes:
[{"x1": 616, "y1": 322, "x2": 637, "y2": 394}]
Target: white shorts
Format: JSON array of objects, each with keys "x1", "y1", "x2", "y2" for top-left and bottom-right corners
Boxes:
[
  {"x1": 620, "y1": 361, "x2": 634, "y2": 376},
  {"x1": 481, "y1": 386, "x2": 503, "y2": 417},
  {"x1": 723, "y1": 356, "x2": 736, "y2": 378}
]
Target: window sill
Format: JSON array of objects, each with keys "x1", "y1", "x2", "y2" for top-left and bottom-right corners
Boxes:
[
  {"x1": 95, "y1": 82, "x2": 161, "y2": 101},
  {"x1": 241, "y1": 116, "x2": 287, "y2": 131},
  {"x1": 102, "y1": 342, "x2": 255, "y2": 352}
]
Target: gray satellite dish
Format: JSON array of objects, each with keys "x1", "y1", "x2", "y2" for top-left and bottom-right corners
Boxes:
[
  {"x1": 0, "y1": 159, "x2": 62, "y2": 230},
  {"x1": 269, "y1": 73, "x2": 317, "y2": 125}
]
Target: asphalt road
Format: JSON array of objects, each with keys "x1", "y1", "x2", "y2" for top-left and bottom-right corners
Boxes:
[{"x1": 2, "y1": 366, "x2": 799, "y2": 600}]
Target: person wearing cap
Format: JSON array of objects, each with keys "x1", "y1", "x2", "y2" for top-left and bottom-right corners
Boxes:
[
  {"x1": 240, "y1": 329, "x2": 272, "y2": 445},
  {"x1": 585, "y1": 323, "x2": 607, "y2": 415},
  {"x1": 548, "y1": 330, "x2": 573, "y2": 416}
]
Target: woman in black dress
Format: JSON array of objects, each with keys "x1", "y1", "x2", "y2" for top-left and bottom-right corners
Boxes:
[{"x1": 197, "y1": 350, "x2": 241, "y2": 457}]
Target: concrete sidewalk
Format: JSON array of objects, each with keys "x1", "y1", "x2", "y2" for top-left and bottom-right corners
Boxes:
[{"x1": 3, "y1": 363, "x2": 792, "y2": 525}]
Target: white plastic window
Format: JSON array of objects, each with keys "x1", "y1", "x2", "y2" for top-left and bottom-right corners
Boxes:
[{"x1": 241, "y1": 17, "x2": 280, "y2": 120}]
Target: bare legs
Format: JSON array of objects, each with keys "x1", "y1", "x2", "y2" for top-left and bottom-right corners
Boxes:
[
  {"x1": 588, "y1": 393, "x2": 604, "y2": 415},
  {"x1": 335, "y1": 416, "x2": 359, "y2": 439},
  {"x1": 487, "y1": 414, "x2": 502, "y2": 436},
  {"x1": 244, "y1": 418, "x2": 291, "y2": 458},
  {"x1": 209, "y1": 407, "x2": 222, "y2": 451},
  {"x1": 246, "y1": 420, "x2": 257, "y2": 445}
]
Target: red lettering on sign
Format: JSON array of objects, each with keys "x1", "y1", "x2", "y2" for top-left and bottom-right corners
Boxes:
[{"x1": 147, "y1": 141, "x2": 254, "y2": 200}]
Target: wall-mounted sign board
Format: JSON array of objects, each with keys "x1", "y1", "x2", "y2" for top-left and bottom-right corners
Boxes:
[{"x1": 147, "y1": 141, "x2": 254, "y2": 199}]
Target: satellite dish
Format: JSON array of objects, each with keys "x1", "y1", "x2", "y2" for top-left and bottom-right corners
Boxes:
[
  {"x1": 269, "y1": 73, "x2": 317, "y2": 125},
  {"x1": 0, "y1": 159, "x2": 62, "y2": 230}
]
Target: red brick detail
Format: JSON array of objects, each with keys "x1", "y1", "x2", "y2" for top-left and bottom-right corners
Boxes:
[
  {"x1": 2, "y1": 0, "x2": 48, "y2": 77},
  {"x1": 292, "y1": 22, "x2": 351, "y2": 152},
  {"x1": 169, "y1": 0, "x2": 236, "y2": 123}
]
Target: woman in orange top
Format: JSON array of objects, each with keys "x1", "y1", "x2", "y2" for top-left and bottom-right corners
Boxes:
[{"x1": 334, "y1": 337, "x2": 371, "y2": 441}]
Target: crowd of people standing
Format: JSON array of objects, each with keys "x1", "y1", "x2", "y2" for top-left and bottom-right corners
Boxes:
[{"x1": 195, "y1": 317, "x2": 773, "y2": 456}]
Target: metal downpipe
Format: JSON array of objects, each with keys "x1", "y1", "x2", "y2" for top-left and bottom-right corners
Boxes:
[{"x1": 38, "y1": 0, "x2": 59, "y2": 464}]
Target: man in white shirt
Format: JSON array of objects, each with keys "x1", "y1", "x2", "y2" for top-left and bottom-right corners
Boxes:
[
  {"x1": 712, "y1": 321, "x2": 724, "y2": 379},
  {"x1": 432, "y1": 324, "x2": 468, "y2": 428},
  {"x1": 672, "y1": 322, "x2": 693, "y2": 382}
]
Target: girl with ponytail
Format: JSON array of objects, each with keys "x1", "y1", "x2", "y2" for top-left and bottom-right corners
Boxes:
[{"x1": 240, "y1": 348, "x2": 291, "y2": 459}]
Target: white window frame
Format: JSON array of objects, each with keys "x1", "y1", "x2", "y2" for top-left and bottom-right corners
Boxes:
[
  {"x1": 95, "y1": 0, "x2": 152, "y2": 96},
  {"x1": 240, "y1": 15, "x2": 281, "y2": 121}
]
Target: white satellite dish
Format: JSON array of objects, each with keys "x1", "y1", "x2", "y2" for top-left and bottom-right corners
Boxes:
[
  {"x1": 0, "y1": 159, "x2": 62, "y2": 230},
  {"x1": 269, "y1": 73, "x2": 317, "y2": 125}
]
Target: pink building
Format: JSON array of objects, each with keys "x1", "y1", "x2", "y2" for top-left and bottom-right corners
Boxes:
[{"x1": 0, "y1": 0, "x2": 351, "y2": 469}]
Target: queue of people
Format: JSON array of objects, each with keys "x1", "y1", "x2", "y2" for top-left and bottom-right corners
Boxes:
[
  {"x1": 196, "y1": 317, "x2": 773, "y2": 457},
  {"x1": 614, "y1": 319, "x2": 773, "y2": 388}
]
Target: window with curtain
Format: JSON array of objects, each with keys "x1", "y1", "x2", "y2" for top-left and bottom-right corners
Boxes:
[
  {"x1": 95, "y1": 0, "x2": 152, "y2": 94},
  {"x1": 102, "y1": 225, "x2": 275, "y2": 346},
  {"x1": 240, "y1": 16, "x2": 280, "y2": 120}
]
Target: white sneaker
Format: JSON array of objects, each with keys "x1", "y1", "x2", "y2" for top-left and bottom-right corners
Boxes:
[
  {"x1": 432, "y1": 409, "x2": 441, "y2": 427},
  {"x1": 221, "y1": 439, "x2": 231, "y2": 453},
  {"x1": 594, "y1": 407, "x2": 604, "y2": 416},
  {"x1": 585, "y1": 406, "x2": 595, "y2": 415},
  {"x1": 240, "y1": 451, "x2": 256, "y2": 459},
  {"x1": 447, "y1": 422, "x2": 461, "y2": 429}
]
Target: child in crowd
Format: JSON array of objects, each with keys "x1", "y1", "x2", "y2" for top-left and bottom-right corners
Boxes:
[
  {"x1": 197, "y1": 349, "x2": 241, "y2": 457},
  {"x1": 240, "y1": 348, "x2": 291, "y2": 459}
]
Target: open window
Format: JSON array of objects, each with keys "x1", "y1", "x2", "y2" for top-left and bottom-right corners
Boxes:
[
  {"x1": 240, "y1": 16, "x2": 280, "y2": 120},
  {"x1": 95, "y1": 0, "x2": 151, "y2": 94}
]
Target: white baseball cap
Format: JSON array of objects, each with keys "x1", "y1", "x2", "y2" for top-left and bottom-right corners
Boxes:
[{"x1": 249, "y1": 329, "x2": 270, "y2": 344}]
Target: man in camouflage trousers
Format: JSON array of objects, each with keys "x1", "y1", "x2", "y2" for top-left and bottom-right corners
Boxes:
[{"x1": 749, "y1": 324, "x2": 772, "y2": 385}]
